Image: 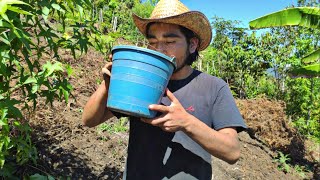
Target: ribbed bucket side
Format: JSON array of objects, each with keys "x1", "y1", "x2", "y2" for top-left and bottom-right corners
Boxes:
[{"x1": 107, "y1": 47, "x2": 175, "y2": 118}]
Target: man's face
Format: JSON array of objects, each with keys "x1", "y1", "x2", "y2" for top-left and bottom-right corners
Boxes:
[{"x1": 147, "y1": 23, "x2": 193, "y2": 72}]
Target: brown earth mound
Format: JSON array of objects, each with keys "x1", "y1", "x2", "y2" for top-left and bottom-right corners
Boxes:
[
  {"x1": 19, "y1": 49, "x2": 318, "y2": 179},
  {"x1": 237, "y1": 99, "x2": 319, "y2": 178}
]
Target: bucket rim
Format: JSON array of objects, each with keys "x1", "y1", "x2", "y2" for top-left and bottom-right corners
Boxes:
[{"x1": 111, "y1": 45, "x2": 176, "y2": 70}]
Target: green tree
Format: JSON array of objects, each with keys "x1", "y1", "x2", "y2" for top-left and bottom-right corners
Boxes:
[{"x1": 205, "y1": 17, "x2": 273, "y2": 98}]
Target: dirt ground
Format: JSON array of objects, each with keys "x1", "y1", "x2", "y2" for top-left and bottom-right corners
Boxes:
[{"x1": 25, "y1": 49, "x2": 319, "y2": 179}]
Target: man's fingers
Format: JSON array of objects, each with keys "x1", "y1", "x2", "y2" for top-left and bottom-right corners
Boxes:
[
  {"x1": 102, "y1": 68, "x2": 111, "y2": 76},
  {"x1": 141, "y1": 117, "x2": 166, "y2": 126},
  {"x1": 102, "y1": 62, "x2": 112, "y2": 77},
  {"x1": 165, "y1": 88, "x2": 178, "y2": 103},
  {"x1": 149, "y1": 104, "x2": 170, "y2": 113},
  {"x1": 103, "y1": 62, "x2": 112, "y2": 70}
]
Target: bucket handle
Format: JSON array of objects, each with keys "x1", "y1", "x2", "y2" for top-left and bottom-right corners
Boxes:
[{"x1": 170, "y1": 56, "x2": 177, "y2": 69}]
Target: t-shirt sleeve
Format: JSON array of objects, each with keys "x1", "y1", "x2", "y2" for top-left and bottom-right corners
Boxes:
[{"x1": 211, "y1": 83, "x2": 247, "y2": 132}]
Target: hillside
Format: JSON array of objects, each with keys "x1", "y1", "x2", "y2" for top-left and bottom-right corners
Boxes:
[{"x1": 25, "y1": 49, "x2": 319, "y2": 179}]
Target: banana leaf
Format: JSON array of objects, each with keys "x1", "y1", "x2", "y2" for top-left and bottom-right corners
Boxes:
[
  {"x1": 302, "y1": 49, "x2": 320, "y2": 65},
  {"x1": 288, "y1": 63, "x2": 320, "y2": 78},
  {"x1": 249, "y1": 7, "x2": 320, "y2": 29},
  {"x1": 249, "y1": 7, "x2": 320, "y2": 77}
]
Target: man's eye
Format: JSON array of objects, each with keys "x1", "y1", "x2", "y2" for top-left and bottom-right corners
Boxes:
[{"x1": 166, "y1": 41, "x2": 175, "y2": 44}]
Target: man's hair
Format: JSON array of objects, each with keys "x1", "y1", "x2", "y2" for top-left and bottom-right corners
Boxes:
[
  {"x1": 146, "y1": 23, "x2": 200, "y2": 65},
  {"x1": 179, "y1": 26, "x2": 200, "y2": 65}
]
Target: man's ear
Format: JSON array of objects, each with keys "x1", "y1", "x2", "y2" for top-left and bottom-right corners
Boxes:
[{"x1": 189, "y1": 37, "x2": 199, "y2": 54}]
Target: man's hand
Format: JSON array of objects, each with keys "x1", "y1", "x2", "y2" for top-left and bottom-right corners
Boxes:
[
  {"x1": 142, "y1": 88, "x2": 240, "y2": 164},
  {"x1": 102, "y1": 54, "x2": 113, "y2": 77},
  {"x1": 101, "y1": 55, "x2": 113, "y2": 88},
  {"x1": 102, "y1": 62, "x2": 112, "y2": 77},
  {"x1": 141, "y1": 88, "x2": 192, "y2": 132}
]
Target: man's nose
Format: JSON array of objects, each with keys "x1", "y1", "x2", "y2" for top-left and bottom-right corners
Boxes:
[{"x1": 154, "y1": 43, "x2": 167, "y2": 54}]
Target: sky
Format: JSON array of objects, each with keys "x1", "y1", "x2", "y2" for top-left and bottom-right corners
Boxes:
[{"x1": 181, "y1": 0, "x2": 297, "y2": 28}]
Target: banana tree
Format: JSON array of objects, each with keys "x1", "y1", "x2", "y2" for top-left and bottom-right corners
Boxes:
[
  {"x1": 249, "y1": 6, "x2": 320, "y2": 128},
  {"x1": 249, "y1": 7, "x2": 320, "y2": 78}
]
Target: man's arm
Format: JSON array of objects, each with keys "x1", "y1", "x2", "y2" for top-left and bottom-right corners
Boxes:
[
  {"x1": 82, "y1": 62, "x2": 115, "y2": 127},
  {"x1": 183, "y1": 118, "x2": 239, "y2": 164},
  {"x1": 141, "y1": 88, "x2": 240, "y2": 164},
  {"x1": 82, "y1": 80, "x2": 114, "y2": 127}
]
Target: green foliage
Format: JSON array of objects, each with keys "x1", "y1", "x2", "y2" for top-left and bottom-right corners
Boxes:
[
  {"x1": 0, "y1": 109, "x2": 37, "y2": 177},
  {"x1": 98, "y1": 117, "x2": 129, "y2": 134},
  {"x1": 293, "y1": 117, "x2": 320, "y2": 142},
  {"x1": 302, "y1": 49, "x2": 320, "y2": 65},
  {"x1": 290, "y1": 63, "x2": 320, "y2": 77},
  {"x1": 204, "y1": 11, "x2": 320, "y2": 141},
  {"x1": 249, "y1": 5, "x2": 320, "y2": 75},
  {"x1": 0, "y1": 0, "x2": 104, "y2": 178},
  {"x1": 293, "y1": 165, "x2": 308, "y2": 179},
  {"x1": 285, "y1": 78, "x2": 320, "y2": 141},
  {"x1": 125, "y1": 0, "x2": 155, "y2": 45},
  {"x1": 245, "y1": 75, "x2": 277, "y2": 99},
  {"x1": 89, "y1": 0, "x2": 154, "y2": 48},
  {"x1": 132, "y1": 0, "x2": 154, "y2": 18},
  {"x1": 205, "y1": 17, "x2": 272, "y2": 98},
  {"x1": 25, "y1": 173, "x2": 71, "y2": 180},
  {"x1": 249, "y1": 7, "x2": 320, "y2": 30},
  {"x1": 274, "y1": 151, "x2": 311, "y2": 177},
  {"x1": 28, "y1": 173, "x2": 55, "y2": 180},
  {"x1": 248, "y1": 1, "x2": 320, "y2": 142},
  {"x1": 0, "y1": 0, "x2": 153, "y2": 177},
  {"x1": 275, "y1": 151, "x2": 291, "y2": 173}
]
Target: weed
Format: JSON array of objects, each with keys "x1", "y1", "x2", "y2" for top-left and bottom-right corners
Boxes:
[
  {"x1": 98, "y1": 117, "x2": 129, "y2": 134},
  {"x1": 294, "y1": 165, "x2": 306, "y2": 178},
  {"x1": 28, "y1": 173, "x2": 71, "y2": 180},
  {"x1": 274, "y1": 152, "x2": 312, "y2": 177},
  {"x1": 274, "y1": 152, "x2": 291, "y2": 173},
  {"x1": 96, "y1": 78, "x2": 102, "y2": 85}
]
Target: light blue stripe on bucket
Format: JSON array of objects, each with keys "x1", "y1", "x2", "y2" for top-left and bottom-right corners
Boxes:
[
  {"x1": 111, "y1": 73, "x2": 164, "y2": 92},
  {"x1": 112, "y1": 60, "x2": 168, "y2": 86},
  {"x1": 112, "y1": 59, "x2": 170, "y2": 80}
]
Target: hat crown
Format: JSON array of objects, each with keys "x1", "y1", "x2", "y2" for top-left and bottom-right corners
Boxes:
[
  {"x1": 132, "y1": 0, "x2": 212, "y2": 51},
  {"x1": 151, "y1": 0, "x2": 189, "y2": 19}
]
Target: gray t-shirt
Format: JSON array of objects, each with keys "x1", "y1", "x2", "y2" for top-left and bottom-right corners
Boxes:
[{"x1": 122, "y1": 69, "x2": 246, "y2": 180}]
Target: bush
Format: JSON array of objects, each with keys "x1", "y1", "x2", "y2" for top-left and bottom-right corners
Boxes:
[
  {"x1": 245, "y1": 75, "x2": 277, "y2": 99},
  {"x1": 285, "y1": 78, "x2": 320, "y2": 142}
]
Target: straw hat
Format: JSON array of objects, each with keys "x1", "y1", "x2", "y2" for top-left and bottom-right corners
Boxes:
[{"x1": 132, "y1": 0, "x2": 212, "y2": 51}]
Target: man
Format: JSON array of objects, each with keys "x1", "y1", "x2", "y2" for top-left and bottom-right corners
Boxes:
[{"x1": 82, "y1": 0, "x2": 247, "y2": 179}]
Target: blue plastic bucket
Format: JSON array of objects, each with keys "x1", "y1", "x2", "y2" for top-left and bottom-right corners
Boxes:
[{"x1": 107, "y1": 45, "x2": 176, "y2": 118}]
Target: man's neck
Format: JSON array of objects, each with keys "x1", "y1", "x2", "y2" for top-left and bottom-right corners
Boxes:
[{"x1": 170, "y1": 65, "x2": 193, "y2": 80}]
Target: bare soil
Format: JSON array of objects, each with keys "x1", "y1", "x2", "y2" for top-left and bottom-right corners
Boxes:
[{"x1": 25, "y1": 49, "x2": 319, "y2": 179}]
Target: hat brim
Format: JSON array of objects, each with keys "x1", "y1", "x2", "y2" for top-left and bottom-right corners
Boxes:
[{"x1": 132, "y1": 11, "x2": 212, "y2": 51}]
